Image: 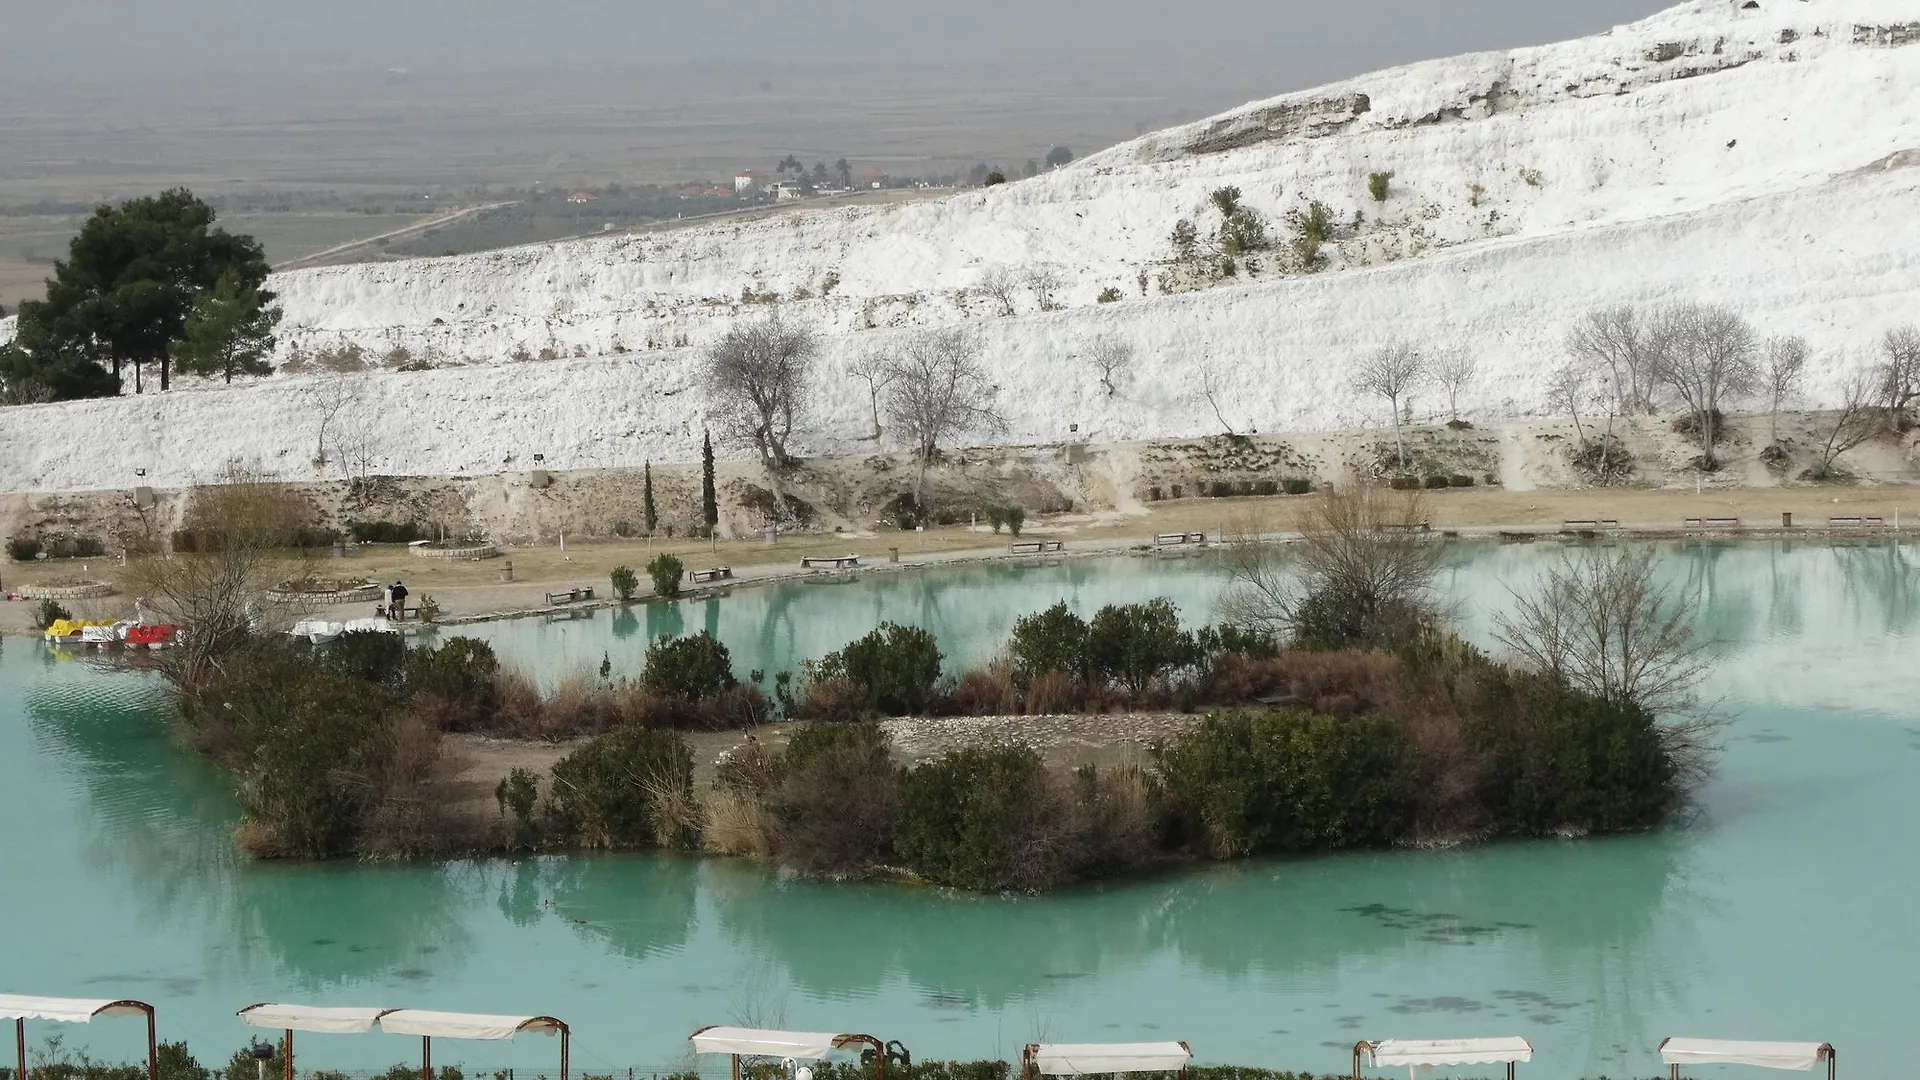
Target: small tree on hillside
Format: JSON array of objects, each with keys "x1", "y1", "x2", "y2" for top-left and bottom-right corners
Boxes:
[
  {"x1": 1023, "y1": 263, "x2": 1066, "y2": 311},
  {"x1": 702, "y1": 312, "x2": 817, "y2": 520},
  {"x1": 977, "y1": 265, "x2": 1019, "y2": 317},
  {"x1": 700, "y1": 431, "x2": 718, "y2": 537},
  {"x1": 1352, "y1": 342, "x2": 1428, "y2": 467},
  {"x1": 848, "y1": 352, "x2": 896, "y2": 441},
  {"x1": 1567, "y1": 305, "x2": 1658, "y2": 416},
  {"x1": 1807, "y1": 366, "x2": 1883, "y2": 480},
  {"x1": 1082, "y1": 334, "x2": 1133, "y2": 397},
  {"x1": 1650, "y1": 302, "x2": 1758, "y2": 470},
  {"x1": 1432, "y1": 346, "x2": 1478, "y2": 422},
  {"x1": 1877, "y1": 324, "x2": 1920, "y2": 431},
  {"x1": 1045, "y1": 146, "x2": 1074, "y2": 168},
  {"x1": 881, "y1": 328, "x2": 1008, "y2": 509},
  {"x1": 642, "y1": 461, "x2": 658, "y2": 536},
  {"x1": 1759, "y1": 334, "x2": 1809, "y2": 446},
  {"x1": 170, "y1": 271, "x2": 282, "y2": 384}
]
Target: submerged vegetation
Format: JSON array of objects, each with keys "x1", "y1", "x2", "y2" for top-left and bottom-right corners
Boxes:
[{"x1": 142, "y1": 481, "x2": 1713, "y2": 888}]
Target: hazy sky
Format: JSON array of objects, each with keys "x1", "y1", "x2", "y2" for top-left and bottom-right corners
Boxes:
[{"x1": 8, "y1": 0, "x2": 1668, "y2": 77}]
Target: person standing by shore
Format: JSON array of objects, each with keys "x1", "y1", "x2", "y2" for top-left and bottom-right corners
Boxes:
[{"x1": 389, "y1": 580, "x2": 409, "y2": 619}]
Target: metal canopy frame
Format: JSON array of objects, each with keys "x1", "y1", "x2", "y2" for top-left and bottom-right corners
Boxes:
[
  {"x1": 1, "y1": 997, "x2": 158, "y2": 1080},
  {"x1": 1351, "y1": 1039, "x2": 1533, "y2": 1080},
  {"x1": 1658, "y1": 1039, "x2": 1836, "y2": 1080},
  {"x1": 1021, "y1": 1042, "x2": 1193, "y2": 1079},
  {"x1": 236, "y1": 1005, "x2": 570, "y2": 1080},
  {"x1": 688, "y1": 1027, "x2": 887, "y2": 1080}
]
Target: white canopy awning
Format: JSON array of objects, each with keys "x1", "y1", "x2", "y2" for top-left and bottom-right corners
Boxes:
[
  {"x1": 1660, "y1": 1039, "x2": 1832, "y2": 1072},
  {"x1": 379, "y1": 1011, "x2": 565, "y2": 1041},
  {"x1": 1366, "y1": 1038, "x2": 1535, "y2": 1068},
  {"x1": 1029, "y1": 1042, "x2": 1193, "y2": 1075},
  {"x1": 0, "y1": 996, "x2": 152, "y2": 1023},
  {"x1": 237, "y1": 1004, "x2": 389, "y2": 1034},
  {"x1": 689, "y1": 1028, "x2": 862, "y2": 1060}
]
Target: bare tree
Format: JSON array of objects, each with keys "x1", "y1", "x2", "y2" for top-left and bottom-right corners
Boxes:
[
  {"x1": 847, "y1": 352, "x2": 896, "y2": 442},
  {"x1": 977, "y1": 266, "x2": 1019, "y2": 317},
  {"x1": 131, "y1": 463, "x2": 319, "y2": 696},
  {"x1": 302, "y1": 377, "x2": 365, "y2": 474},
  {"x1": 1431, "y1": 346, "x2": 1478, "y2": 422},
  {"x1": 1218, "y1": 486, "x2": 1443, "y2": 649},
  {"x1": 1082, "y1": 335, "x2": 1133, "y2": 397},
  {"x1": 1758, "y1": 334, "x2": 1808, "y2": 446},
  {"x1": 1649, "y1": 302, "x2": 1757, "y2": 471},
  {"x1": 1023, "y1": 263, "x2": 1066, "y2": 311},
  {"x1": 1807, "y1": 366, "x2": 1883, "y2": 480},
  {"x1": 881, "y1": 328, "x2": 1008, "y2": 508},
  {"x1": 1199, "y1": 358, "x2": 1237, "y2": 436},
  {"x1": 1352, "y1": 342, "x2": 1428, "y2": 467},
  {"x1": 1547, "y1": 361, "x2": 1592, "y2": 443},
  {"x1": 703, "y1": 312, "x2": 818, "y2": 520},
  {"x1": 1496, "y1": 545, "x2": 1718, "y2": 783},
  {"x1": 1566, "y1": 306, "x2": 1657, "y2": 415},
  {"x1": 1877, "y1": 324, "x2": 1920, "y2": 431}
]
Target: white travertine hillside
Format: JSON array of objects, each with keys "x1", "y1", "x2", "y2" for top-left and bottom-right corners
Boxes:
[{"x1": 3, "y1": 0, "x2": 1920, "y2": 492}]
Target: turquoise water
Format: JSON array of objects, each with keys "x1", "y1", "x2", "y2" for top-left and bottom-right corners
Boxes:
[{"x1": 4, "y1": 541, "x2": 1917, "y2": 1079}]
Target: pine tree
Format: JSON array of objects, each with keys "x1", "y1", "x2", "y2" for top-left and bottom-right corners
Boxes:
[
  {"x1": 700, "y1": 431, "x2": 719, "y2": 537},
  {"x1": 170, "y1": 270, "x2": 282, "y2": 384},
  {"x1": 642, "y1": 461, "x2": 658, "y2": 536}
]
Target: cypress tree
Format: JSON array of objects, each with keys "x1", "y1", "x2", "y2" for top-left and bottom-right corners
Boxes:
[
  {"x1": 700, "y1": 431, "x2": 719, "y2": 536},
  {"x1": 642, "y1": 461, "x2": 658, "y2": 536}
]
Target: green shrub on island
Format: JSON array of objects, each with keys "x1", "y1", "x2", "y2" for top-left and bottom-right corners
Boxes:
[
  {"x1": 1088, "y1": 598, "x2": 1200, "y2": 694},
  {"x1": 610, "y1": 564, "x2": 639, "y2": 601},
  {"x1": 765, "y1": 722, "x2": 900, "y2": 874},
  {"x1": 805, "y1": 622, "x2": 944, "y2": 717},
  {"x1": 642, "y1": 630, "x2": 738, "y2": 701},
  {"x1": 546, "y1": 725, "x2": 696, "y2": 849},
  {"x1": 1156, "y1": 709, "x2": 1415, "y2": 857}
]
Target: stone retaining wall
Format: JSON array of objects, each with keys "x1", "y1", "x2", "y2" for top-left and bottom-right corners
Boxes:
[
  {"x1": 265, "y1": 583, "x2": 382, "y2": 605},
  {"x1": 410, "y1": 543, "x2": 499, "y2": 560},
  {"x1": 16, "y1": 581, "x2": 116, "y2": 600}
]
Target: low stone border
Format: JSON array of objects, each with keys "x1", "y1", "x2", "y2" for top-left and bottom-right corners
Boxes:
[
  {"x1": 17, "y1": 581, "x2": 116, "y2": 600},
  {"x1": 410, "y1": 543, "x2": 500, "y2": 560},
  {"x1": 266, "y1": 582, "x2": 382, "y2": 605}
]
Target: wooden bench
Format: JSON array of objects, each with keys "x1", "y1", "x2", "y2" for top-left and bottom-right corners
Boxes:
[
  {"x1": 688, "y1": 566, "x2": 734, "y2": 583},
  {"x1": 801, "y1": 555, "x2": 861, "y2": 570},
  {"x1": 1009, "y1": 540, "x2": 1065, "y2": 555},
  {"x1": 1683, "y1": 517, "x2": 1741, "y2": 530},
  {"x1": 1561, "y1": 519, "x2": 1621, "y2": 531},
  {"x1": 1827, "y1": 516, "x2": 1886, "y2": 528},
  {"x1": 1377, "y1": 521, "x2": 1432, "y2": 533},
  {"x1": 1156, "y1": 532, "x2": 1208, "y2": 547},
  {"x1": 545, "y1": 586, "x2": 596, "y2": 605},
  {"x1": 373, "y1": 605, "x2": 422, "y2": 621}
]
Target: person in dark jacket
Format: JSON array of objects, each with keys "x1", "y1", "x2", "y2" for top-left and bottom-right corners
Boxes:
[{"x1": 389, "y1": 580, "x2": 409, "y2": 619}]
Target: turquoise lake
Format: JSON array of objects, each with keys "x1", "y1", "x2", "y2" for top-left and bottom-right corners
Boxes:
[{"x1": 4, "y1": 540, "x2": 1916, "y2": 1079}]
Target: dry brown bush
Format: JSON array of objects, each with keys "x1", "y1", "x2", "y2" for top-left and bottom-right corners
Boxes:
[
  {"x1": 1024, "y1": 670, "x2": 1082, "y2": 715},
  {"x1": 703, "y1": 789, "x2": 776, "y2": 857},
  {"x1": 799, "y1": 677, "x2": 867, "y2": 723},
  {"x1": 952, "y1": 662, "x2": 1018, "y2": 715}
]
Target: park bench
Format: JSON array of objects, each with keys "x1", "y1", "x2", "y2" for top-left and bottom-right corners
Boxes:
[
  {"x1": 1156, "y1": 532, "x2": 1208, "y2": 547},
  {"x1": 545, "y1": 586, "x2": 596, "y2": 605},
  {"x1": 1827, "y1": 516, "x2": 1886, "y2": 529},
  {"x1": 372, "y1": 604, "x2": 422, "y2": 621},
  {"x1": 1682, "y1": 517, "x2": 1741, "y2": 530},
  {"x1": 1561, "y1": 519, "x2": 1621, "y2": 531},
  {"x1": 801, "y1": 555, "x2": 861, "y2": 570},
  {"x1": 688, "y1": 566, "x2": 734, "y2": 584},
  {"x1": 1377, "y1": 521, "x2": 1432, "y2": 534},
  {"x1": 1009, "y1": 540, "x2": 1065, "y2": 555}
]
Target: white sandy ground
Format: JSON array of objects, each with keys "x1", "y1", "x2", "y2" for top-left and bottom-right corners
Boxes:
[{"x1": 4, "y1": 0, "x2": 1920, "y2": 493}]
